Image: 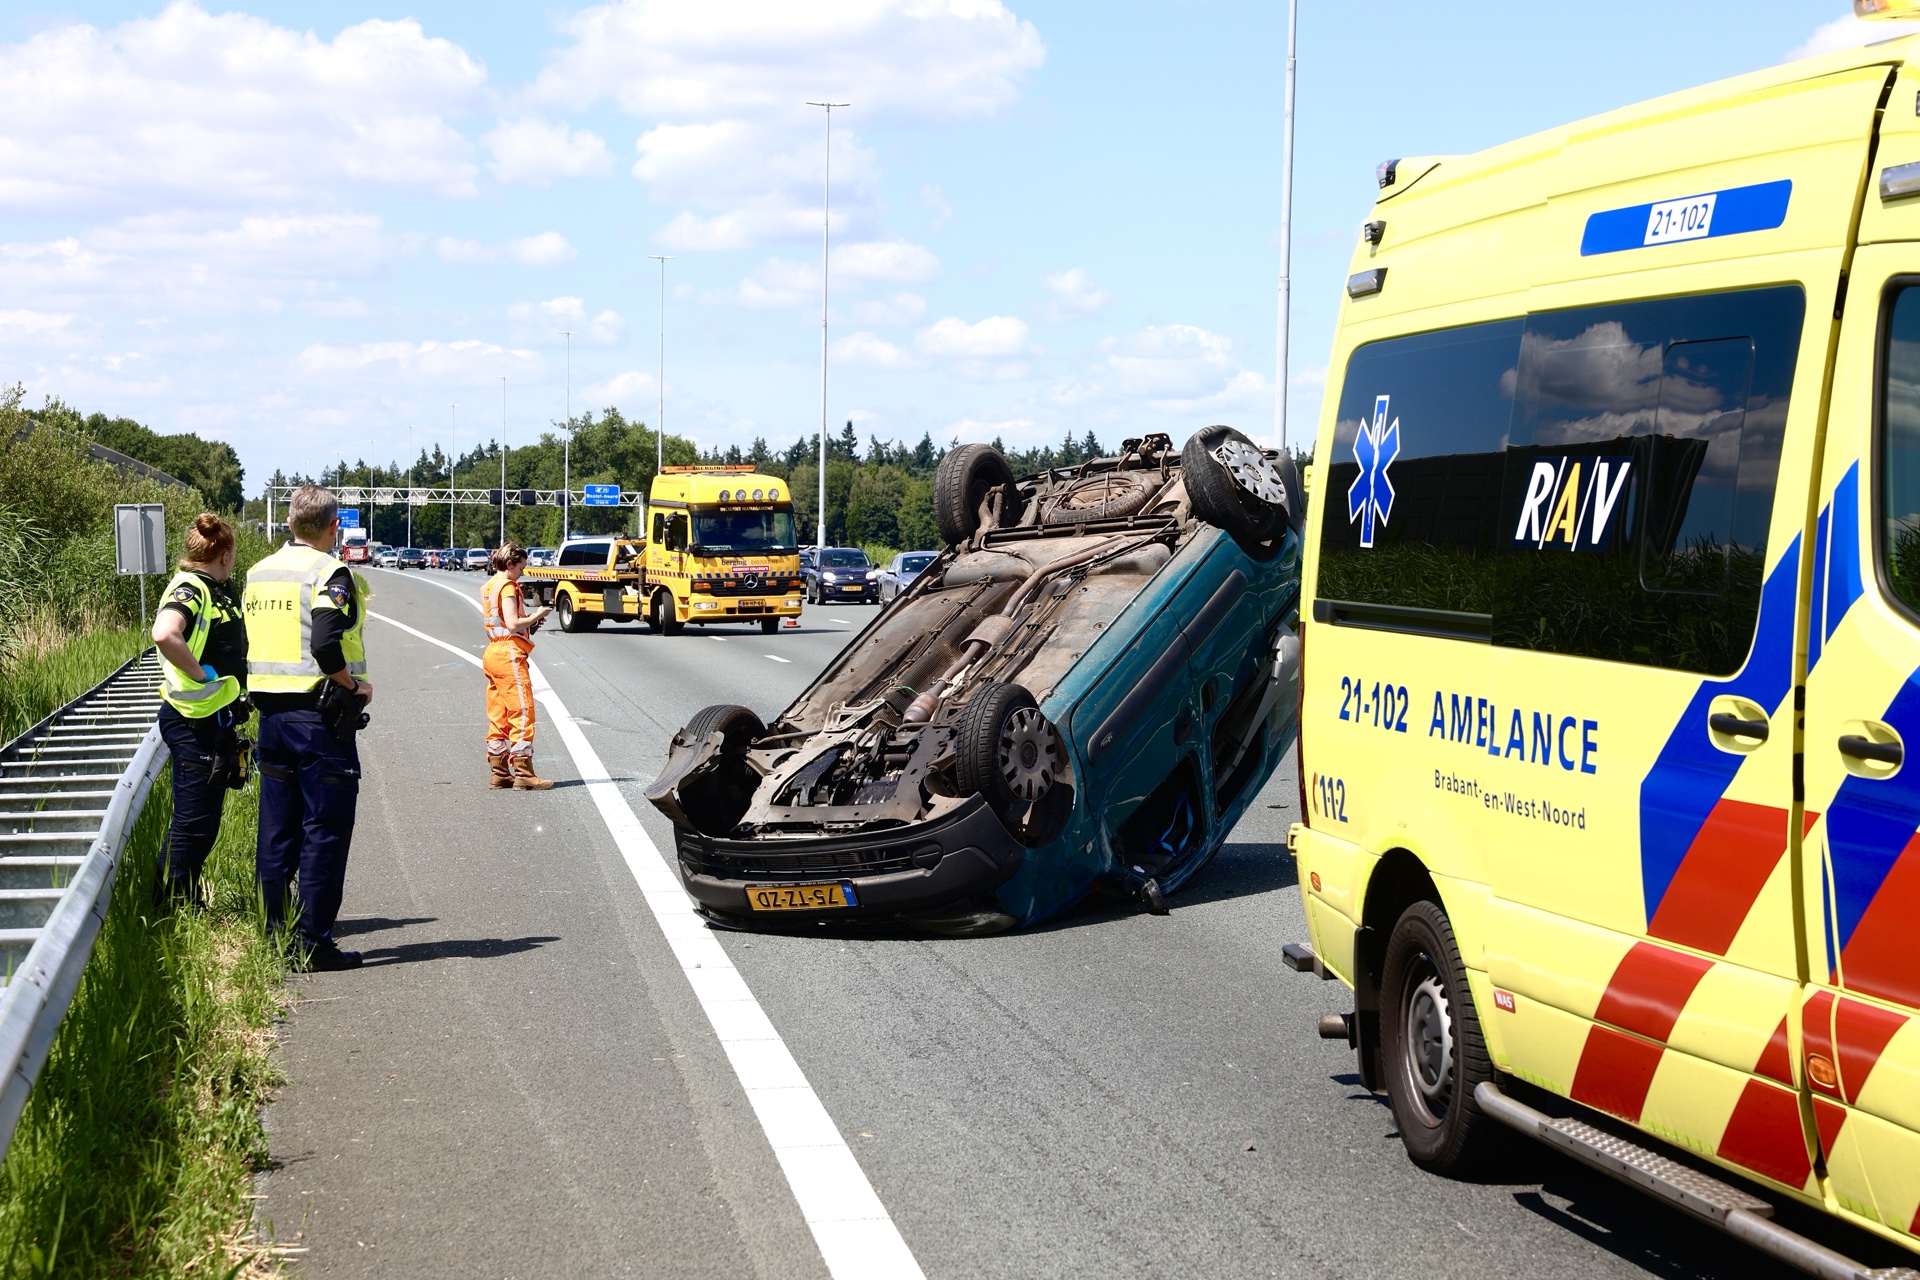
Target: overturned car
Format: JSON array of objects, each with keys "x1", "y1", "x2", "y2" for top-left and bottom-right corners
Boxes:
[{"x1": 646, "y1": 426, "x2": 1303, "y2": 931}]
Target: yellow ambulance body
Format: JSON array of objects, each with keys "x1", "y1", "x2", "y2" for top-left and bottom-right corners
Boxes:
[{"x1": 1293, "y1": 27, "x2": 1920, "y2": 1264}]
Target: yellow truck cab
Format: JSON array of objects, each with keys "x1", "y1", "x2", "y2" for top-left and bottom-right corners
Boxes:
[
  {"x1": 1290, "y1": 18, "x2": 1920, "y2": 1271},
  {"x1": 644, "y1": 466, "x2": 803, "y2": 634}
]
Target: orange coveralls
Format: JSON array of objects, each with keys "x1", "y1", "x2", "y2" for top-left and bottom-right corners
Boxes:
[{"x1": 480, "y1": 573, "x2": 536, "y2": 758}]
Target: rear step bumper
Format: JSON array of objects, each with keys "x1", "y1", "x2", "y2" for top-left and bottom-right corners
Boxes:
[{"x1": 1475, "y1": 1082, "x2": 1919, "y2": 1280}]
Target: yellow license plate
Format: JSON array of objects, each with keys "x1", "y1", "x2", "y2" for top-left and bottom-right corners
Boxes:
[
  {"x1": 740, "y1": 598, "x2": 764, "y2": 608},
  {"x1": 747, "y1": 882, "x2": 852, "y2": 911}
]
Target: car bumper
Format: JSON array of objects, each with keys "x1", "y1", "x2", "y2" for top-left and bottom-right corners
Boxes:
[{"x1": 674, "y1": 794, "x2": 1023, "y2": 922}]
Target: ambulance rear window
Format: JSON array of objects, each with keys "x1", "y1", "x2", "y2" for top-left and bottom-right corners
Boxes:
[{"x1": 1881, "y1": 287, "x2": 1920, "y2": 617}]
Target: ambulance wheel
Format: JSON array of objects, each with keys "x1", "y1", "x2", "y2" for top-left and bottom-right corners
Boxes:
[
  {"x1": 650, "y1": 590, "x2": 684, "y2": 636},
  {"x1": 1181, "y1": 425, "x2": 1290, "y2": 560},
  {"x1": 556, "y1": 594, "x2": 598, "y2": 633},
  {"x1": 760, "y1": 617, "x2": 779, "y2": 634},
  {"x1": 935, "y1": 444, "x2": 1025, "y2": 545},
  {"x1": 1381, "y1": 900, "x2": 1496, "y2": 1175}
]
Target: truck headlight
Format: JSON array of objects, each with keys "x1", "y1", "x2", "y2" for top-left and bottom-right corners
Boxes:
[{"x1": 694, "y1": 600, "x2": 718, "y2": 610}]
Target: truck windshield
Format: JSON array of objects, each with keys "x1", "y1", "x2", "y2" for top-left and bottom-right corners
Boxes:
[{"x1": 690, "y1": 510, "x2": 797, "y2": 553}]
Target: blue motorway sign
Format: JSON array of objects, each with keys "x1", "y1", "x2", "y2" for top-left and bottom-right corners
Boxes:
[
  {"x1": 339, "y1": 509, "x2": 361, "y2": 527},
  {"x1": 582, "y1": 484, "x2": 621, "y2": 507}
]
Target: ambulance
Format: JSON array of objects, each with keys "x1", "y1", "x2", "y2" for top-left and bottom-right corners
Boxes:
[{"x1": 1289, "y1": 9, "x2": 1920, "y2": 1272}]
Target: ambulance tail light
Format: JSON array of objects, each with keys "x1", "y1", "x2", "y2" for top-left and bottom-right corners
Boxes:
[
  {"x1": 1856, "y1": 0, "x2": 1920, "y2": 17},
  {"x1": 1296, "y1": 619, "x2": 1309, "y2": 827}
]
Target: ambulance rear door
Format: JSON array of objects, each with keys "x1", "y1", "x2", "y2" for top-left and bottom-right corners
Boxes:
[{"x1": 1800, "y1": 239, "x2": 1920, "y2": 1245}]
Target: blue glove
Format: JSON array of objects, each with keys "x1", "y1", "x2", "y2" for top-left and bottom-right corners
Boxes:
[{"x1": 200, "y1": 664, "x2": 217, "y2": 683}]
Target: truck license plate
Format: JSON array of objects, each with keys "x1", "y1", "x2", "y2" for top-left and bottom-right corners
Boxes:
[
  {"x1": 740, "y1": 598, "x2": 764, "y2": 609},
  {"x1": 746, "y1": 882, "x2": 855, "y2": 911}
]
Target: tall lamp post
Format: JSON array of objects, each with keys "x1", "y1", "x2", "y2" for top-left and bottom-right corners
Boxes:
[
  {"x1": 1273, "y1": 0, "x2": 1299, "y2": 456},
  {"x1": 499, "y1": 375, "x2": 509, "y2": 545},
  {"x1": 559, "y1": 330, "x2": 573, "y2": 542},
  {"x1": 807, "y1": 99, "x2": 848, "y2": 549},
  {"x1": 406, "y1": 423, "x2": 414, "y2": 549},
  {"x1": 648, "y1": 254, "x2": 672, "y2": 484},
  {"x1": 448, "y1": 403, "x2": 457, "y2": 552}
]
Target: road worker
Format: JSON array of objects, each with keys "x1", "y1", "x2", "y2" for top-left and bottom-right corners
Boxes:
[
  {"x1": 150, "y1": 512, "x2": 248, "y2": 904},
  {"x1": 481, "y1": 542, "x2": 553, "y2": 790},
  {"x1": 245, "y1": 485, "x2": 371, "y2": 971}
]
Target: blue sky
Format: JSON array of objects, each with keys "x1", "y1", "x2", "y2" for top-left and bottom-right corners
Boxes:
[{"x1": 0, "y1": 2, "x2": 1881, "y2": 490}]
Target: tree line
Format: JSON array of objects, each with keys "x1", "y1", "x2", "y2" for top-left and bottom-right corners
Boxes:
[
  {"x1": 257, "y1": 408, "x2": 1117, "y2": 556},
  {"x1": 26, "y1": 397, "x2": 246, "y2": 512}
]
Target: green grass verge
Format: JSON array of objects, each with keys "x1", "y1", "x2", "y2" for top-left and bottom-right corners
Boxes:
[
  {"x1": 0, "y1": 739, "x2": 290, "y2": 1275},
  {"x1": 0, "y1": 630, "x2": 148, "y2": 747}
]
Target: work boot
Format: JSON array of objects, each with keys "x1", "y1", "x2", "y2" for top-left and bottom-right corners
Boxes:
[
  {"x1": 509, "y1": 754, "x2": 554, "y2": 791},
  {"x1": 489, "y1": 750, "x2": 512, "y2": 789}
]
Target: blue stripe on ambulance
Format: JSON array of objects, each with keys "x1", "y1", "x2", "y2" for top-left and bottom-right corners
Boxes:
[
  {"x1": 1639, "y1": 535, "x2": 1800, "y2": 919},
  {"x1": 1824, "y1": 674, "x2": 1920, "y2": 967},
  {"x1": 1580, "y1": 180, "x2": 1792, "y2": 257}
]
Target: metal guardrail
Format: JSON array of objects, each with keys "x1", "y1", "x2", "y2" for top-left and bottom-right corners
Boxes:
[{"x1": 0, "y1": 650, "x2": 167, "y2": 1148}]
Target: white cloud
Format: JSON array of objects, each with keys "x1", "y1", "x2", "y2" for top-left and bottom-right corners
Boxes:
[
  {"x1": 917, "y1": 315, "x2": 1030, "y2": 358},
  {"x1": 850, "y1": 293, "x2": 926, "y2": 326},
  {"x1": 0, "y1": 2, "x2": 486, "y2": 213},
  {"x1": 584, "y1": 369, "x2": 658, "y2": 409},
  {"x1": 531, "y1": 0, "x2": 1043, "y2": 251},
  {"x1": 947, "y1": 415, "x2": 1036, "y2": 443},
  {"x1": 294, "y1": 338, "x2": 543, "y2": 382},
  {"x1": 1787, "y1": 14, "x2": 1885, "y2": 60},
  {"x1": 707, "y1": 246, "x2": 934, "y2": 309},
  {"x1": 507, "y1": 296, "x2": 624, "y2": 345},
  {"x1": 1040, "y1": 267, "x2": 1112, "y2": 320},
  {"x1": 1050, "y1": 323, "x2": 1273, "y2": 417},
  {"x1": 484, "y1": 117, "x2": 614, "y2": 185},
  {"x1": 433, "y1": 231, "x2": 578, "y2": 266},
  {"x1": 837, "y1": 240, "x2": 939, "y2": 283},
  {"x1": 0, "y1": 309, "x2": 80, "y2": 346},
  {"x1": 831, "y1": 331, "x2": 919, "y2": 370}
]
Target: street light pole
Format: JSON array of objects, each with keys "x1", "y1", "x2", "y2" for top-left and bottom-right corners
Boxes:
[
  {"x1": 449, "y1": 403, "x2": 457, "y2": 552},
  {"x1": 648, "y1": 255, "x2": 672, "y2": 483},
  {"x1": 1274, "y1": 0, "x2": 1299, "y2": 456},
  {"x1": 499, "y1": 375, "x2": 508, "y2": 545},
  {"x1": 559, "y1": 330, "x2": 573, "y2": 542},
  {"x1": 407, "y1": 423, "x2": 414, "y2": 549},
  {"x1": 807, "y1": 99, "x2": 848, "y2": 549}
]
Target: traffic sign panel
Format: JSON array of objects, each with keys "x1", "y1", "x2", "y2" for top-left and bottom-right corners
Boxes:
[
  {"x1": 583, "y1": 484, "x2": 620, "y2": 507},
  {"x1": 339, "y1": 509, "x2": 361, "y2": 527}
]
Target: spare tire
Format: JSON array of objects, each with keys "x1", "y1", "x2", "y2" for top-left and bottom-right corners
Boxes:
[
  {"x1": 935, "y1": 444, "x2": 1025, "y2": 546},
  {"x1": 672, "y1": 703, "x2": 766, "y2": 836},
  {"x1": 1041, "y1": 471, "x2": 1155, "y2": 526},
  {"x1": 1181, "y1": 425, "x2": 1291, "y2": 558},
  {"x1": 956, "y1": 681, "x2": 1071, "y2": 847}
]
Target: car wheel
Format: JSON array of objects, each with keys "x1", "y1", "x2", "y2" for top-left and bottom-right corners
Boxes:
[
  {"x1": 1381, "y1": 900, "x2": 1498, "y2": 1175},
  {"x1": 955, "y1": 681, "x2": 1070, "y2": 847},
  {"x1": 760, "y1": 617, "x2": 779, "y2": 634},
  {"x1": 651, "y1": 589, "x2": 684, "y2": 636},
  {"x1": 673, "y1": 703, "x2": 767, "y2": 836},
  {"x1": 934, "y1": 443, "x2": 1025, "y2": 545},
  {"x1": 1181, "y1": 424, "x2": 1292, "y2": 559},
  {"x1": 1041, "y1": 471, "x2": 1155, "y2": 525}
]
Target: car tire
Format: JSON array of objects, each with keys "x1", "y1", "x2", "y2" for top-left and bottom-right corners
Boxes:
[
  {"x1": 935, "y1": 443, "x2": 1025, "y2": 546},
  {"x1": 1381, "y1": 899, "x2": 1498, "y2": 1176},
  {"x1": 955, "y1": 681, "x2": 1070, "y2": 847},
  {"x1": 1181, "y1": 425, "x2": 1292, "y2": 558},
  {"x1": 675, "y1": 703, "x2": 767, "y2": 836},
  {"x1": 1041, "y1": 471, "x2": 1155, "y2": 525},
  {"x1": 557, "y1": 593, "x2": 599, "y2": 633},
  {"x1": 651, "y1": 589, "x2": 685, "y2": 636},
  {"x1": 760, "y1": 617, "x2": 779, "y2": 634}
]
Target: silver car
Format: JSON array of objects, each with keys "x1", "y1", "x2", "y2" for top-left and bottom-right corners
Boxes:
[
  {"x1": 462, "y1": 548, "x2": 491, "y2": 572},
  {"x1": 877, "y1": 551, "x2": 937, "y2": 602}
]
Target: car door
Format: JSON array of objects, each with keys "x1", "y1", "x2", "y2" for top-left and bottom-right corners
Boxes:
[{"x1": 1800, "y1": 249, "x2": 1920, "y2": 1244}]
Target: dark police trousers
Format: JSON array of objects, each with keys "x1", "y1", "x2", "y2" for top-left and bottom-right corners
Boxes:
[
  {"x1": 156, "y1": 707, "x2": 234, "y2": 901},
  {"x1": 256, "y1": 709, "x2": 360, "y2": 947}
]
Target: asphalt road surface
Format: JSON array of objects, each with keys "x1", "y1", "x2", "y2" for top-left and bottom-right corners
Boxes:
[{"x1": 254, "y1": 567, "x2": 1914, "y2": 1279}]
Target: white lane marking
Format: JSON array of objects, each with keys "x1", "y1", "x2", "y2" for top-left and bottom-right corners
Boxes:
[
  {"x1": 830, "y1": 618, "x2": 853, "y2": 626},
  {"x1": 765, "y1": 654, "x2": 791, "y2": 664},
  {"x1": 708, "y1": 634, "x2": 729, "y2": 642},
  {"x1": 367, "y1": 589, "x2": 925, "y2": 1280}
]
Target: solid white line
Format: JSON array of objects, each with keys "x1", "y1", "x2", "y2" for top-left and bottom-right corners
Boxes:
[
  {"x1": 765, "y1": 654, "x2": 792, "y2": 664},
  {"x1": 367, "y1": 582, "x2": 925, "y2": 1280}
]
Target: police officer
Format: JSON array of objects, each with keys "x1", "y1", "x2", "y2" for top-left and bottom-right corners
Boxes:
[
  {"x1": 245, "y1": 486, "x2": 372, "y2": 971},
  {"x1": 151, "y1": 513, "x2": 248, "y2": 904}
]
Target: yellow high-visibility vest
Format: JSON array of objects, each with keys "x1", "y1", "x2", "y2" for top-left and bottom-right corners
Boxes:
[
  {"x1": 155, "y1": 570, "x2": 243, "y2": 718},
  {"x1": 244, "y1": 543, "x2": 368, "y2": 695}
]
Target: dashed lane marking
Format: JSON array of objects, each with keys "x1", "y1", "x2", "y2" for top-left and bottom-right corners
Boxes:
[
  {"x1": 765, "y1": 654, "x2": 792, "y2": 664},
  {"x1": 368, "y1": 583, "x2": 925, "y2": 1280}
]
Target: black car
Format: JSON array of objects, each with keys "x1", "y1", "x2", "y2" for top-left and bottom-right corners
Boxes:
[
  {"x1": 648, "y1": 428, "x2": 1303, "y2": 932},
  {"x1": 803, "y1": 547, "x2": 878, "y2": 603}
]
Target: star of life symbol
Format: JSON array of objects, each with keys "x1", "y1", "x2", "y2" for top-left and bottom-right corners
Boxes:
[{"x1": 1347, "y1": 394, "x2": 1400, "y2": 549}]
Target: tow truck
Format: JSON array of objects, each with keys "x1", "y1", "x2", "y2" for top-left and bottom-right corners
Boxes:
[{"x1": 522, "y1": 466, "x2": 804, "y2": 634}]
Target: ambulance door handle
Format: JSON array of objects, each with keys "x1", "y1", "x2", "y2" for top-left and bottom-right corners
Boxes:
[
  {"x1": 1709, "y1": 713, "x2": 1768, "y2": 743},
  {"x1": 1839, "y1": 735, "x2": 1902, "y2": 766}
]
